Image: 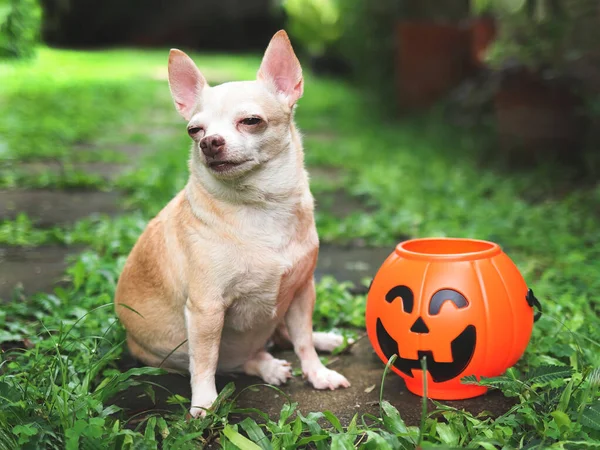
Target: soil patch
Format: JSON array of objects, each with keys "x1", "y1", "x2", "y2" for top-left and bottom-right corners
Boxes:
[
  {"x1": 112, "y1": 338, "x2": 515, "y2": 428},
  {"x1": 0, "y1": 245, "x2": 83, "y2": 300},
  {"x1": 314, "y1": 189, "x2": 375, "y2": 219}
]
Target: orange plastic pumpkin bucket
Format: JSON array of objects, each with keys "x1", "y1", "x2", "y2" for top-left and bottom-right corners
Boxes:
[{"x1": 366, "y1": 237, "x2": 541, "y2": 400}]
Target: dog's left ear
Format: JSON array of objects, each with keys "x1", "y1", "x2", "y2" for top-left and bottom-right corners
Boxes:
[{"x1": 257, "y1": 30, "x2": 303, "y2": 108}]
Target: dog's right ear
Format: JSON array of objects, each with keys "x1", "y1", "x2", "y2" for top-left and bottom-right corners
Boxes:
[
  {"x1": 257, "y1": 30, "x2": 303, "y2": 108},
  {"x1": 168, "y1": 49, "x2": 207, "y2": 120}
]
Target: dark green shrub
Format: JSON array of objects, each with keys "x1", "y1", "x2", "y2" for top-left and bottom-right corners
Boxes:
[
  {"x1": 336, "y1": 0, "x2": 401, "y2": 107},
  {"x1": 0, "y1": 0, "x2": 42, "y2": 59}
]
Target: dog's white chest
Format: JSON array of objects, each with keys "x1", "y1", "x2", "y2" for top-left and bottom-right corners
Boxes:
[
  {"x1": 223, "y1": 244, "x2": 300, "y2": 331},
  {"x1": 215, "y1": 235, "x2": 315, "y2": 372}
]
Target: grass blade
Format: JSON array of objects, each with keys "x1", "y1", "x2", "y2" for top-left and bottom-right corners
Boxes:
[
  {"x1": 239, "y1": 417, "x2": 272, "y2": 450},
  {"x1": 223, "y1": 424, "x2": 262, "y2": 450}
]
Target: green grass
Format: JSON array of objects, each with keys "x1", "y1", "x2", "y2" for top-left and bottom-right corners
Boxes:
[{"x1": 1, "y1": 47, "x2": 599, "y2": 448}]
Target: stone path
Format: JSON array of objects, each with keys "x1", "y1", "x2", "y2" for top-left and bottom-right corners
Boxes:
[
  {"x1": 315, "y1": 244, "x2": 393, "y2": 292},
  {"x1": 0, "y1": 245, "x2": 83, "y2": 299},
  {"x1": 0, "y1": 142, "x2": 149, "y2": 299},
  {"x1": 0, "y1": 186, "x2": 391, "y2": 300},
  {"x1": 0, "y1": 189, "x2": 122, "y2": 226},
  {"x1": 0, "y1": 156, "x2": 390, "y2": 299},
  {"x1": 17, "y1": 161, "x2": 126, "y2": 182}
]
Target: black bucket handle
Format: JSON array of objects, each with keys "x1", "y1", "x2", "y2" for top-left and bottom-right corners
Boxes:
[{"x1": 526, "y1": 288, "x2": 543, "y2": 322}]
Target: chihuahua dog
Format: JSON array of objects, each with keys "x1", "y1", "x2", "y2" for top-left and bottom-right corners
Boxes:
[{"x1": 114, "y1": 30, "x2": 350, "y2": 418}]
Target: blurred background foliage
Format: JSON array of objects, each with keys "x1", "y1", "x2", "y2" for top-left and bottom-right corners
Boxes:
[
  {"x1": 4, "y1": 0, "x2": 598, "y2": 137},
  {"x1": 0, "y1": 0, "x2": 41, "y2": 58},
  {"x1": 283, "y1": 0, "x2": 600, "y2": 169},
  {"x1": 0, "y1": 0, "x2": 598, "y2": 216}
]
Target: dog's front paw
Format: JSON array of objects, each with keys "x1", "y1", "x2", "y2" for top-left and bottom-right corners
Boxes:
[
  {"x1": 189, "y1": 392, "x2": 218, "y2": 418},
  {"x1": 306, "y1": 367, "x2": 350, "y2": 390}
]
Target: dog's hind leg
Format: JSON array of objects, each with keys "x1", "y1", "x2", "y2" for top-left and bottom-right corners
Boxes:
[
  {"x1": 126, "y1": 334, "x2": 188, "y2": 373},
  {"x1": 243, "y1": 350, "x2": 292, "y2": 385}
]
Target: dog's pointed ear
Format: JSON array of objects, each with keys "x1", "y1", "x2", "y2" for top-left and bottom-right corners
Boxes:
[
  {"x1": 168, "y1": 49, "x2": 207, "y2": 120},
  {"x1": 257, "y1": 30, "x2": 303, "y2": 107}
]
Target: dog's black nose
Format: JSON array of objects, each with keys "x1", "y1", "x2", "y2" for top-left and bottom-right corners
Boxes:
[{"x1": 200, "y1": 134, "x2": 225, "y2": 158}]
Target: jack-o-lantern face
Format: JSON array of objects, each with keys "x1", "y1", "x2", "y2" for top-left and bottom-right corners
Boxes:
[
  {"x1": 376, "y1": 286, "x2": 476, "y2": 383},
  {"x1": 365, "y1": 238, "x2": 539, "y2": 400}
]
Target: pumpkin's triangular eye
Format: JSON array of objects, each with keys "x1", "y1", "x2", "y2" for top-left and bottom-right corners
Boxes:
[
  {"x1": 429, "y1": 289, "x2": 468, "y2": 315},
  {"x1": 385, "y1": 285, "x2": 414, "y2": 313}
]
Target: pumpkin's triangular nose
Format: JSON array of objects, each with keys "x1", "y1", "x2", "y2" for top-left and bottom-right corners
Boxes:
[{"x1": 410, "y1": 317, "x2": 429, "y2": 334}]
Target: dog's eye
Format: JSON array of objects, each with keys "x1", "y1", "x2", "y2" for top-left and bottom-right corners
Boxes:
[
  {"x1": 187, "y1": 126, "x2": 203, "y2": 137},
  {"x1": 240, "y1": 117, "x2": 262, "y2": 126}
]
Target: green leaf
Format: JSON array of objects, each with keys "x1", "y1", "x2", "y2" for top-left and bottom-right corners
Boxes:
[
  {"x1": 239, "y1": 418, "x2": 272, "y2": 450},
  {"x1": 330, "y1": 434, "x2": 355, "y2": 450},
  {"x1": 461, "y1": 375, "x2": 479, "y2": 385},
  {"x1": 291, "y1": 416, "x2": 303, "y2": 442},
  {"x1": 144, "y1": 417, "x2": 157, "y2": 443},
  {"x1": 65, "y1": 420, "x2": 88, "y2": 450},
  {"x1": 122, "y1": 434, "x2": 134, "y2": 447},
  {"x1": 11, "y1": 424, "x2": 37, "y2": 438},
  {"x1": 323, "y1": 410, "x2": 343, "y2": 432},
  {"x1": 581, "y1": 400, "x2": 600, "y2": 431},
  {"x1": 278, "y1": 402, "x2": 298, "y2": 426},
  {"x1": 528, "y1": 365, "x2": 573, "y2": 385},
  {"x1": 157, "y1": 417, "x2": 170, "y2": 440},
  {"x1": 557, "y1": 379, "x2": 574, "y2": 412},
  {"x1": 298, "y1": 412, "x2": 327, "y2": 450},
  {"x1": 101, "y1": 404, "x2": 122, "y2": 417},
  {"x1": 143, "y1": 384, "x2": 156, "y2": 405},
  {"x1": 347, "y1": 414, "x2": 358, "y2": 435},
  {"x1": 436, "y1": 422, "x2": 459, "y2": 446},
  {"x1": 462, "y1": 375, "x2": 521, "y2": 394},
  {"x1": 85, "y1": 418, "x2": 105, "y2": 438},
  {"x1": 12, "y1": 424, "x2": 38, "y2": 445},
  {"x1": 589, "y1": 367, "x2": 600, "y2": 388},
  {"x1": 381, "y1": 401, "x2": 409, "y2": 435},
  {"x1": 72, "y1": 261, "x2": 85, "y2": 290},
  {"x1": 223, "y1": 425, "x2": 263, "y2": 450},
  {"x1": 559, "y1": 441, "x2": 600, "y2": 448},
  {"x1": 361, "y1": 431, "x2": 398, "y2": 450},
  {"x1": 551, "y1": 410, "x2": 572, "y2": 432},
  {"x1": 166, "y1": 394, "x2": 189, "y2": 405}
]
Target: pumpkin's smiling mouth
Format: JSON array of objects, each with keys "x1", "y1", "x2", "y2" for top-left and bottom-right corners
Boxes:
[{"x1": 376, "y1": 319, "x2": 476, "y2": 383}]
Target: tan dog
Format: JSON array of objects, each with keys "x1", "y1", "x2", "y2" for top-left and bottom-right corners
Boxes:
[{"x1": 114, "y1": 30, "x2": 350, "y2": 418}]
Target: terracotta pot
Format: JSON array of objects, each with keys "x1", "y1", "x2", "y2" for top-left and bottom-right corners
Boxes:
[
  {"x1": 395, "y1": 21, "x2": 473, "y2": 110},
  {"x1": 494, "y1": 71, "x2": 587, "y2": 161},
  {"x1": 470, "y1": 16, "x2": 496, "y2": 67},
  {"x1": 366, "y1": 238, "x2": 540, "y2": 400}
]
